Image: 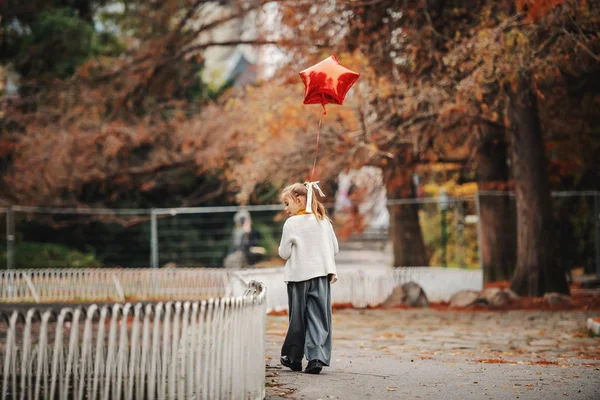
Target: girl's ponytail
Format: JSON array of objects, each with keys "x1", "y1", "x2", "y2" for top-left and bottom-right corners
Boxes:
[{"x1": 309, "y1": 187, "x2": 328, "y2": 220}]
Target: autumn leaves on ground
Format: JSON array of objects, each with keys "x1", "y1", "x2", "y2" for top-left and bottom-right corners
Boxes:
[
  {"x1": 265, "y1": 280, "x2": 600, "y2": 398},
  {"x1": 265, "y1": 304, "x2": 600, "y2": 399}
]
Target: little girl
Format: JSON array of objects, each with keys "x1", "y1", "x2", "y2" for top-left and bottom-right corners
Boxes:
[{"x1": 278, "y1": 182, "x2": 339, "y2": 374}]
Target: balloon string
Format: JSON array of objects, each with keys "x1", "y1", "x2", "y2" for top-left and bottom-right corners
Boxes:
[{"x1": 310, "y1": 107, "x2": 325, "y2": 181}]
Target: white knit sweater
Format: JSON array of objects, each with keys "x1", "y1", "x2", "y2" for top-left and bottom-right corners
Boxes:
[{"x1": 278, "y1": 214, "x2": 339, "y2": 283}]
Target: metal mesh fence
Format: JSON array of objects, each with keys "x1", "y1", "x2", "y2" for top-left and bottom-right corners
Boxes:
[
  {"x1": 2, "y1": 192, "x2": 599, "y2": 279},
  {"x1": 478, "y1": 191, "x2": 600, "y2": 280},
  {"x1": 477, "y1": 192, "x2": 517, "y2": 281},
  {"x1": 551, "y1": 192, "x2": 598, "y2": 277},
  {"x1": 154, "y1": 207, "x2": 285, "y2": 268},
  {"x1": 0, "y1": 208, "x2": 6, "y2": 269},
  {"x1": 10, "y1": 207, "x2": 151, "y2": 268},
  {"x1": 386, "y1": 198, "x2": 480, "y2": 269}
]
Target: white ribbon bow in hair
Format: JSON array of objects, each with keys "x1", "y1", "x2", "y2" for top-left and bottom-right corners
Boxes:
[{"x1": 305, "y1": 181, "x2": 325, "y2": 213}]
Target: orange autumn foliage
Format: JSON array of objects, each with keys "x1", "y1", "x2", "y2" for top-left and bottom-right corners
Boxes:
[{"x1": 516, "y1": 0, "x2": 587, "y2": 21}]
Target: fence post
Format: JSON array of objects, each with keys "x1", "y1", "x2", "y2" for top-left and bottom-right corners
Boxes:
[
  {"x1": 440, "y1": 189, "x2": 448, "y2": 268},
  {"x1": 456, "y1": 200, "x2": 465, "y2": 268},
  {"x1": 151, "y1": 209, "x2": 158, "y2": 268},
  {"x1": 6, "y1": 206, "x2": 14, "y2": 270},
  {"x1": 595, "y1": 192, "x2": 600, "y2": 280},
  {"x1": 475, "y1": 191, "x2": 483, "y2": 271}
]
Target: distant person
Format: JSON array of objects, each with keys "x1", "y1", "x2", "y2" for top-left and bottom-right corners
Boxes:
[
  {"x1": 223, "y1": 209, "x2": 265, "y2": 268},
  {"x1": 278, "y1": 182, "x2": 338, "y2": 374}
]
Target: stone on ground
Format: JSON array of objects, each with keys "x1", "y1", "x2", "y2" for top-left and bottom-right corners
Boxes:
[
  {"x1": 382, "y1": 281, "x2": 428, "y2": 308},
  {"x1": 479, "y1": 287, "x2": 510, "y2": 308},
  {"x1": 449, "y1": 289, "x2": 479, "y2": 308},
  {"x1": 544, "y1": 292, "x2": 572, "y2": 305}
]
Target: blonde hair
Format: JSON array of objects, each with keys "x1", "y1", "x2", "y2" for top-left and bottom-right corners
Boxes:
[{"x1": 280, "y1": 182, "x2": 328, "y2": 220}]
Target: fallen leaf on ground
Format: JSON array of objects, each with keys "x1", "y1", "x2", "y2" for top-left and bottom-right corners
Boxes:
[
  {"x1": 376, "y1": 332, "x2": 406, "y2": 339},
  {"x1": 274, "y1": 389, "x2": 296, "y2": 396},
  {"x1": 476, "y1": 359, "x2": 514, "y2": 364},
  {"x1": 529, "y1": 360, "x2": 559, "y2": 366}
]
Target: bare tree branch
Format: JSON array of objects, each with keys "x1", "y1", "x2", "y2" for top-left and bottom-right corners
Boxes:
[{"x1": 561, "y1": 27, "x2": 600, "y2": 62}]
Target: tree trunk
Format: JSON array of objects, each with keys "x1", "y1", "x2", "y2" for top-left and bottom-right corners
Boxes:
[
  {"x1": 506, "y1": 75, "x2": 569, "y2": 296},
  {"x1": 476, "y1": 123, "x2": 516, "y2": 282},
  {"x1": 386, "y1": 168, "x2": 428, "y2": 267}
]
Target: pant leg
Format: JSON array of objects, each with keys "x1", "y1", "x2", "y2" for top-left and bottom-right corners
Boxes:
[
  {"x1": 305, "y1": 276, "x2": 332, "y2": 366},
  {"x1": 281, "y1": 280, "x2": 309, "y2": 363}
]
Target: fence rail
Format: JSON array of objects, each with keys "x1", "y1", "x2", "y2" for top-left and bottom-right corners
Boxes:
[{"x1": 0, "y1": 282, "x2": 266, "y2": 400}]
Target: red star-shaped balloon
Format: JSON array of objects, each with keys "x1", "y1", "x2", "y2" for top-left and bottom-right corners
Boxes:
[{"x1": 299, "y1": 55, "x2": 360, "y2": 107}]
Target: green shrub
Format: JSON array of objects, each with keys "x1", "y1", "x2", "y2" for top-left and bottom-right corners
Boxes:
[
  {"x1": 253, "y1": 221, "x2": 282, "y2": 258},
  {"x1": 0, "y1": 242, "x2": 100, "y2": 269}
]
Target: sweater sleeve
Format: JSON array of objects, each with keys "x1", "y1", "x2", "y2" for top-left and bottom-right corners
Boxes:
[
  {"x1": 330, "y1": 220, "x2": 339, "y2": 256},
  {"x1": 278, "y1": 220, "x2": 294, "y2": 260}
]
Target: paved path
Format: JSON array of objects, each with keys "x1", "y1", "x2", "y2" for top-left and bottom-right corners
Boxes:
[{"x1": 265, "y1": 308, "x2": 600, "y2": 399}]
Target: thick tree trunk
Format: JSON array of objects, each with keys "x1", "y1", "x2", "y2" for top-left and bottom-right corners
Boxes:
[
  {"x1": 476, "y1": 123, "x2": 516, "y2": 282},
  {"x1": 386, "y1": 168, "x2": 428, "y2": 267},
  {"x1": 506, "y1": 75, "x2": 569, "y2": 296}
]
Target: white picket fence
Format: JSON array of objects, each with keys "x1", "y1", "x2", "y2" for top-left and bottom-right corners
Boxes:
[
  {"x1": 0, "y1": 282, "x2": 266, "y2": 400},
  {"x1": 235, "y1": 265, "x2": 483, "y2": 311},
  {"x1": 0, "y1": 269, "x2": 231, "y2": 304},
  {"x1": 0, "y1": 266, "x2": 483, "y2": 309}
]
